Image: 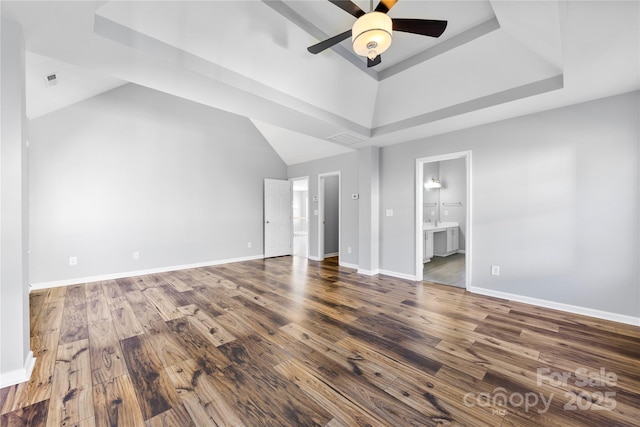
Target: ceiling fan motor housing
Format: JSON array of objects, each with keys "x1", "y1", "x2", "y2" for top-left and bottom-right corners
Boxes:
[{"x1": 352, "y1": 12, "x2": 393, "y2": 59}]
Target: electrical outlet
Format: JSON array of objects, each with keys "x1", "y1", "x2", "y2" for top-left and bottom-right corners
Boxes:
[
  {"x1": 491, "y1": 265, "x2": 500, "y2": 276},
  {"x1": 385, "y1": 209, "x2": 394, "y2": 217},
  {"x1": 133, "y1": 251, "x2": 140, "y2": 260},
  {"x1": 348, "y1": 247, "x2": 352, "y2": 254},
  {"x1": 247, "y1": 242, "x2": 252, "y2": 248},
  {"x1": 69, "y1": 256, "x2": 77, "y2": 266}
]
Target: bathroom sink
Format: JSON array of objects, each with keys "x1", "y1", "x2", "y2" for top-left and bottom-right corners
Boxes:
[{"x1": 423, "y1": 221, "x2": 459, "y2": 231}]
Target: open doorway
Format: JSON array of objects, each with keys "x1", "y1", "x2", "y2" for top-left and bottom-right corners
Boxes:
[
  {"x1": 291, "y1": 177, "x2": 309, "y2": 258},
  {"x1": 416, "y1": 152, "x2": 471, "y2": 289},
  {"x1": 318, "y1": 172, "x2": 340, "y2": 261}
]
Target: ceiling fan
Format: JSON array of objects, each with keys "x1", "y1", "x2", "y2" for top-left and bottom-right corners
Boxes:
[{"x1": 307, "y1": 0, "x2": 448, "y2": 68}]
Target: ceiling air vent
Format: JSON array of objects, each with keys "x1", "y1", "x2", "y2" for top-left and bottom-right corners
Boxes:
[
  {"x1": 43, "y1": 72, "x2": 59, "y2": 87},
  {"x1": 327, "y1": 132, "x2": 367, "y2": 146}
]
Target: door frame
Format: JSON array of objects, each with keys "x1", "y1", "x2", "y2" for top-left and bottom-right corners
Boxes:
[
  {"x1": 415, "y1": 151, "x2": 472, "y2": 289},
  {"x1": 318, "y1": 171, "x2": 341, "y2": 261},
  {"x1": 289, "y1": 176, "x2": 309, "y2": 259}
]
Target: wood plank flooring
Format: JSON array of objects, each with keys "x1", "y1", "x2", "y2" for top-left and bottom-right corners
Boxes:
[{"x1": 2, "y1": 256, "x2": 639, "y2": 426}]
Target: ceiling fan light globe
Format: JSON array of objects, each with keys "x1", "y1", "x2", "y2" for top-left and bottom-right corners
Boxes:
[{"x1": 352, "y1": 12, "x2": 392, "y2": 58}]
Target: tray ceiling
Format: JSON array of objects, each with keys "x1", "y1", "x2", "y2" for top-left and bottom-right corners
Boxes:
[{"x1": 3, "y1": 1, "x2": 638, "y2": 164}]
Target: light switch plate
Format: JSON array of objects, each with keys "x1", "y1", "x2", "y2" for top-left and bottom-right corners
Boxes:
[{"x1": 385, "y1": 209, "x2": 393, "y2": 217}]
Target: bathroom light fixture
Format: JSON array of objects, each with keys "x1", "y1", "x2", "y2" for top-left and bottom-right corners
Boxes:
[
  {"x1": 424, "y1": 178, "x2": 441, "y2": 189},
  {"x1": 352, "y1": 12, "x2": 393, "y2": 60}
]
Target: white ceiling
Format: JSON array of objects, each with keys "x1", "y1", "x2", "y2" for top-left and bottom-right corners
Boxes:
[{"x1": 3, "y1": 1, "x2": 639, "y2": 165}]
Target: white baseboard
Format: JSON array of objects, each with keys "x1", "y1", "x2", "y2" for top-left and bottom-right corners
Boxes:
[
  {"x1": 0, "y1": 351, "x2": 35, "y2": 388},
  {"x1": 324, "y1": 252, "x2": 339, "y2": 258},
  {"x1": 308, "y1": 255, "x2": 323, "y2": 261},
  {"x1": 355, "y1": 268, "x2": 418, "y2": 281},
  {"x1": 30, "y1": 255, "x2": 265, "y2": 291},
  {"x1": 469, "y1": 286, "x2": 640, "y2": 327},
  {"x1": 379, "y1": 269, "x2": 418, "y2": 281},
  {"x1": 339, "y1": 261, "x2": 358, "y2": 270}
]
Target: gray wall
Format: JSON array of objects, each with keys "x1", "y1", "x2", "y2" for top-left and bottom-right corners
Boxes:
[
  {"x1": 323, "y1": 175, "x2": 340, "y2": 255},
  {"x1": 29, "y1": 83, "x2": 287, "y2": 285},
  {"x1": 380, "y1": 91, "x2": 639, "y2": 317},
  {"x1": 439, "y1": 158, "x2": 467, "y2": 251},
  {"x1": 1, "y1": 18, "x2": 31, "y2": 386},
  {"x1": 358, "y1": 147, "x2": 380, "y2": 273},
  {"x1": 288, "y1": 152, "x2": 359, "y2": 264}
]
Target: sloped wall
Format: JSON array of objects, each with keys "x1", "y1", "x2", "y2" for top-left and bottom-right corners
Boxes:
[{"x1": 29, "y1": 84, "x2": 287, "y2": 285}]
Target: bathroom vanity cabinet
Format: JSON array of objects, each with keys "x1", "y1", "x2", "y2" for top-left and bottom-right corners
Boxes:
[{"x1": 423, "y1": 222, "x2": 459, "y2": 262}]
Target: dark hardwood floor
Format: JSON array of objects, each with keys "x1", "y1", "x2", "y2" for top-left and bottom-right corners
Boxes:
[{"x1": 1, "y1": 256, "x2": 639, "y2": 426}]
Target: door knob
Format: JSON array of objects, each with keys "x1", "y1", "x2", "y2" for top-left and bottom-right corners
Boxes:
[{"x1": 266, "y1": 220, "x2": 270, "y2": 224}]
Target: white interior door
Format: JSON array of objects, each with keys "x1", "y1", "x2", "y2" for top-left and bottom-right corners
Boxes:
[{"x1": 264, "y1": 179, "x2": 292, "y2": 258}]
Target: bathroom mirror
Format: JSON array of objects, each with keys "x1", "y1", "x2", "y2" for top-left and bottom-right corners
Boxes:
[{"x1": 423, "y1": 162, "x2": 440, "y2": 224}]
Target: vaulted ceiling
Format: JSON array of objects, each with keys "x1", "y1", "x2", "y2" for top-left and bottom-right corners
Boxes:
[{"x1": 3, "y1": 1, "x2": 639, "y2": 164}]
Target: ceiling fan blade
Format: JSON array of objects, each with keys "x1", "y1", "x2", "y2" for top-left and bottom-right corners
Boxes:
[
  {"x1": 307, "y1": 29, "x2": 352, "y2": 54},
  {"x1": 329, "y1": 0, "x2": 365, "y2": 18},
  {"x1": 374, "y1": 0, "x2": 398, "y2": 14},
  {"x1": 392, "y1": 19, "x2": 448, "y2": 38},
  {"x1": 367, "y1": 55, "x2": 382, "y2": 67}
]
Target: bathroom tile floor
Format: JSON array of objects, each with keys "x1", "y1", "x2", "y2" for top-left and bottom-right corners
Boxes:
[{"x1": 424, "y1": 253, "x2": 465, "y2": 288}]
